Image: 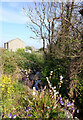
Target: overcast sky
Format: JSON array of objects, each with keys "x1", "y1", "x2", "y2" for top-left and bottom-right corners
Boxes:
[{"x1": 0, "y1": 2, "x2": 43, "y2": 49}]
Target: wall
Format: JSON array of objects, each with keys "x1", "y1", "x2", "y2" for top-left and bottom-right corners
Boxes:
[{"x1": 8, "y1": 39, "x2": 25, "y2": 51}]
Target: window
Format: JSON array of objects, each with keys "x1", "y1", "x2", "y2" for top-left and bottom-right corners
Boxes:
[{"x1": 7, "y1": 42, "x2": 8, "y2": 49}]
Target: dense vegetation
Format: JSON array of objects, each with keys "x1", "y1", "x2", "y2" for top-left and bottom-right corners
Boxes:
[
  {"x1": 0, "y1": 47, "x2": 83, "y2": 119},
  {"x1": 0, "y1": 1, "x2": 83, "y2": 119}
]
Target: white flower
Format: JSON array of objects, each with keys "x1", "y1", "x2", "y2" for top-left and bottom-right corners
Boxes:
[
  {"x1": 48, "y1": 81, "x2": 50, "y2": 84},
  {"x1": 13, "y1": 115, "x2": 16, "y2": 118},
  {"x1": 33, "y1": 91, "x2": 36, "y2": 95},
  {"x1": 50, "y1": 71, "x2": 53, "y2": 75},
  {"x1": 60, "y1": 80, "x2": 63, "y2": 83},
  {"x1": 60, "y1": 75, "x2": 63, "y2": 80},
  {"x1": 47, "y1": 106, "x2": 50, "y2": 109},
  {"x1": 53, "y1": 86, "x2": 56, "y2": 89},
  {"x1": 9, "y1": 116, "x2": 12, "y2": 118},
  {"x1": 46, "y1": 77, "x2": 48, "y2": 80},
  {"x1": 54, "y1": 92, "x2": 59, "y2": 96},
  {"x1": 50, "y1": 71, "x2": 53, "y2": 74},
  {"x1": 50, "y1": 90, "x2": 52, "y2": 93},
  {"x1": 33, "y1": 87, "x2": 36, "y2": 95},
  {"x1": 54, "y1": 90, "x2": 56, "y2": 93}
]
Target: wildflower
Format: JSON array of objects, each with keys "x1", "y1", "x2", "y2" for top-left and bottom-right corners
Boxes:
[
  {"x1": 50, "y1": 71, "x2": 53, "y2": 75},
  {"x1": 66, "y1": 103, "x2": 71, "y2": 107},
  {"x1": 33, "y1": 87, "x2": 36, "y2": 95},
  {"x1": 50, "y1": 90, "x2": 52, "y2": 93},
  {"x1": 54, "y1": 90, "x2": 56, "y2": 92},
  {"x1": 46, "y1": 77, "x2": 48, "y2": 81},
  {"x1": 9, "y1": 113, "x2": 12, "y2": 118},
  {"x1": 54, "y1": 92, "x2": 59, "y2": 96},
  {"x1": 27, "y1": 107, "x2": 31, "y2": 110},
  {"x1": 72, "y1": 108, "x2": 75, "y2": 115},
  {"x1": 29, "y1": 114, "x2": 32, "y2": 116},
  {"x1": 27, "y1": 114, "x2": 32, "y2": 117},
  {"x1": 47, "y1": 106, "x2": 50, "y2": 109},
  {"x1": 27, "y1": 114, "x2": 30, "y2": 117},
  {"x1": 48, "y1": 81, "x2": 50, "y2": 84},
  {"x1": 60, "y1": 100, "x2": 64, "y2": 105},
  {"x1": 72, "y1": 108, "x2": 75, "y2": 112},
  {"x1": 25, "y1": 109, "x2": 27, "y2": 112},
  {"x1": 50, "y1": 71, "x2": 53, "y2": 74},
  {"x1": 77, "y1": 109, "x2": 79, "y2": 113},
  {"x1": 71, "y1": 102, "x2": 74, "y2": 106},
  {"x1": 60, "y1": 75, "x2": 63, "y2": 80},
  {"x1": 54, "y1": 86, "x2": 56, "y2": 89},
  {"x1": 59, "y1": 97, "x2": 62, "y2": 100},
  {"x1": 60, "y1": 80, "x2": 63, "y2": 83},
  {"x1": 12, "y1": 114, "x2": 16, "y2": 118}
]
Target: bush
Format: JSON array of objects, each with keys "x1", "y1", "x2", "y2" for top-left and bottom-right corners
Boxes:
[
  {"x1": 41, "y1": 58, "x2": 69, "y2": 97},
  {"x1": 2, "y1": 48, "x2": 44, "y2": 75}
]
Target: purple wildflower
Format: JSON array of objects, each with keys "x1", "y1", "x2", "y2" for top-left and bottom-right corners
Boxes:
[
  {"x1": 77, "y1": 109, "x2": 79, "y2": 113},
  {"x1": 71, "y1": 108, "x2": 75, "y2": 115},
  {"x1": 60, "y1": 100, "x2": 64, "y2": 105},
  {"x1": 12, "y1": 114, "x2": 16, "y2": 118},
  {"x1": 29, "y1": 114, "x2": 32, "y2": 116},
  {"x1": 25, "y1": 109, "x2": 28, "y2": 112},
  {"x1": 60, "y1": 97, "x2": 62, "y2": 100},
  {"x1": 27, "y1": 107, "x2": 31, "y2": 110},
  {"x1": 66, "y1": 103, "x2": 71, "y2": 107},
  {"x1": 9, "y1": 113, "x2": 12, "y2": 118},
  {"x1": 27, "y1": 114, "x2": 32, "y2": 117},
  {"x1": 72, "y1": 108, "x2": 75, "y2": 111},
  {"x1": 71, "y1": 102, "x2": 74, "y2": 106}
]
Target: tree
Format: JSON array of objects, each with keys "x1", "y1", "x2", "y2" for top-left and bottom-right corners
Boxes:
[
  {"x1": 23, "y1": 1, "x2": 83, "y2": 100},
  {"x1": 23, "y1": 2, "x2": 62, "y2": 54}
]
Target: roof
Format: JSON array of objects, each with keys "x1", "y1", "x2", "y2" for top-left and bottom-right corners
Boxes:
[{"x1": 4, "y1": 38, "x2": 25, "y2": 44}]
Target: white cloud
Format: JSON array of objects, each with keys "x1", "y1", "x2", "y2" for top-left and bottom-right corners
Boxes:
[{"x1": 0, "y1": 7, "x2": 30, "y2": 24}]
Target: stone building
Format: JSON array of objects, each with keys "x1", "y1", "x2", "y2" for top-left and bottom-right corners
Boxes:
[{"x1": 4, "y1": 38, "x2": 25, "y2": 51}]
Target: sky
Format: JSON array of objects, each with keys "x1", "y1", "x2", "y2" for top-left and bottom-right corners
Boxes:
[
  {"x1": 0, "y1": 2, "x2": 43, "y2": 49},
  {"x1": 0, "y1": 0, "x2": 82, "y2": 49}
]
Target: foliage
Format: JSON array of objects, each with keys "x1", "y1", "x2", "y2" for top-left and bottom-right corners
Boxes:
[
  {"x1": 41, "y1": 58, "x2": 69, "y2": 96},
  {"x1": 2, "y1": 75, "x2": 14, "y2": 95},
  {"x1": 1, "y1": 71, "x2": 80, "y2": 119},
  {"x1": 1, "y1": 75, "x2": 27, "y2": 118},
  {"x1": 2, "y1": 48, "x2": 44, "y2": 75},
  {"x1": 25, "y1": 46, "x2": 32, "y2": 51},
  {"x1": 77, "y1": 78, "x2": 83, "y2": 112}
]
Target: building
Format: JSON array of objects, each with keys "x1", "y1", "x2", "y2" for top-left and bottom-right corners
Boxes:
[
  {"x1": 31, "y1": 46, "x2": 38, "y2": 51},
  {"x1": 4, "y1": 38, "x2": 25, "y2": 51}
]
